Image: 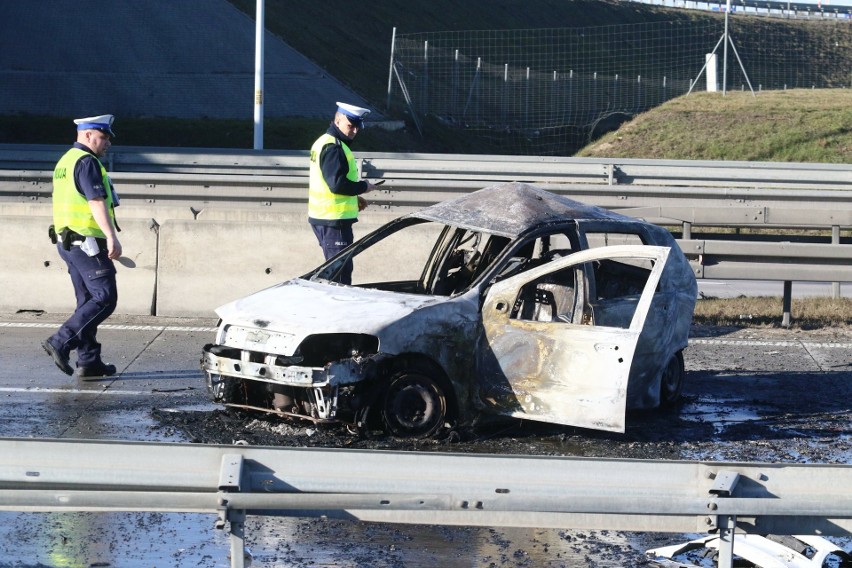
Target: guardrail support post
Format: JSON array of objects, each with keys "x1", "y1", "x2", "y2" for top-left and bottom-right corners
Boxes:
[
  {"x1": 709, "y1": 470, "x2": 740, "y2": 568},
  {"x1": 832, "y1": 226, "x2": 841, "y2": 299},
  {"x1": 782, "y1": 281, "x2": 792, "y2": 328},
  {"x1": 717, "y1": 514, "x2": 737, "y2": 568},
  {"x1": 228, "y1": 508, "x2": 248, "y2": 568},
  {"x1": 218, "y1": 454, "x2": 249, "y2": 568}
]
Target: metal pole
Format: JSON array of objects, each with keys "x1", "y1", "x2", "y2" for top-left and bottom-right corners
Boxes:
[
  {"x1": 229, "y1": 508, "x2": 247, "y2": 568},
  {"x1": 782, "y1": 281, "x2": 792, "y2": 328},
  {"x1": 832, "y1": 226, "x2": 841, "y2": 299},
  {"x1": 717, "y1": 515, "x2": 737, "y2": 568},
  {"x1": 723, "y1": 0, "x2": 730, "y2": 95},
  {"x1": 386, "y1": 27, "x2": 397, "y2": 111},
  {"x1": 253, "y1": 0, "x2": 265, "y2": 150}
]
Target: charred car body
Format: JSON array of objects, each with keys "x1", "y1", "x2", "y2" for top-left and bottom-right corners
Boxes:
[{"x1": 202, "y1": 182, "x2": 697, "y2": 437}]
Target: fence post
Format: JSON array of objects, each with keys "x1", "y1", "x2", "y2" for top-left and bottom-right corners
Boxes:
[
  {"x1": 453, "y1": 49, "x2": 460, "y2": 118},
  {"x1": 637, "y1": 74, "x2": 642, "y2": 111},
  {"x1": 423, "y1": 41, "x2": 429, "y2": 115},
  {"x1": 504, "y1": 64, "x2": 509, "y2": 127}
]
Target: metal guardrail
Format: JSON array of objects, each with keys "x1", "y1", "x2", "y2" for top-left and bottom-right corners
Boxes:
[
  {"x1": 0, "y1": 438, "x2": 850, "y2": 568},
  {"x1": 683, "y1": 239, "x2": 852, "y2": 282},
  {"x1": 3, "y1": 143, "x2": 852, "y2": 192},
  {"x1": 2, "y1": 169, "x2": 851, "y2": 229},
  {"x1": 630, "y1": 0, "x2": 852, "y2": 19}
]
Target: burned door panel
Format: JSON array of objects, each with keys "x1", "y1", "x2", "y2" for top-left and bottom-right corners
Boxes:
[
  {"x1": 477, "y1": 246, "x2": 671, "y2": 432},
  {"x1": 478, "y1": 323, "x2": 637, "y2": 431}
]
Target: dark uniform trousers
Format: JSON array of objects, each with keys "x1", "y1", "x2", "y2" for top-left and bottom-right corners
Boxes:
[
  {"x1": 49, "y1": 241, "x2": 118, "y2": 366},
  {"x1": 311, "y1": 223, "x2": 355, "y2": 285}
]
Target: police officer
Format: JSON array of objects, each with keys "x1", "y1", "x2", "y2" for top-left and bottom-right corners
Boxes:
[
  {"x1": 308, "y1": 102, "x2": 379, "y2": 285},
  {"x1": 42, "y1": 114, "x2": 121, "y2": 378}
]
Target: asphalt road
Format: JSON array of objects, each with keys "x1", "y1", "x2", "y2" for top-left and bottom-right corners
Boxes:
[{"x1": 0, "y1": 312, "x2": 849, "y2": 567}]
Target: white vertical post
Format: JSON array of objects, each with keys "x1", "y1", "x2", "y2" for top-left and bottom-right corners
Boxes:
[
  {"x1": 423, "y1": 40, "x2": 429, "y2": 113},
  {"x1": 386, "y1": 27, "x2": 396, "y2": 111},
  {"x1": 253, "y1": 0, "x2": 265, "y2": 150},
  {"x1": 706, "y1": 53, "x2": 718, "y2": 92}
]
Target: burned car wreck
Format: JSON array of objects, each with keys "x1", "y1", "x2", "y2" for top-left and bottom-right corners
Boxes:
[{"x1": 202, "y1": 182, "x2": 697, "y2": 438}]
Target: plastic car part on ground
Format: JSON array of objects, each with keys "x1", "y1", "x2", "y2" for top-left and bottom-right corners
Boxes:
[{"x1": 646, "y1": 534, "x2": 852, "y2": 568}]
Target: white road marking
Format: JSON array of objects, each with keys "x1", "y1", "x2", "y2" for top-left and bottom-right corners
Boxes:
[
  {"x1": 0, "y1": 387, "x2": 164, "y2": 396},
  {"x1": 0, "y1": 322, "x2": 217, "y2": 332},
  {"x1": 689, "y1": 338, "x2": 852, "y2": 349}
]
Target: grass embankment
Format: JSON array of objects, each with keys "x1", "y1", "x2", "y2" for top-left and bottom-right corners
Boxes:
[{"x1": 576, "y1": 89, "x2": 852, "y2": 163}]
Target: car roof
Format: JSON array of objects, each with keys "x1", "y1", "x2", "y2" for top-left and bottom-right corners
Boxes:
[{"x1": 411, "y1": 181, "x2": 638, "y2": 238}]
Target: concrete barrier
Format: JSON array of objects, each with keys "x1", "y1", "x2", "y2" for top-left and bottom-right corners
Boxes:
[
  {"x1": 4, "y1": 200, "x2": 846, "y2": 318},
  {"x1": 155, "y1": 219, "x2": 317, "y2": 317},
  {"x1": 0, "y1": 200, "x2": 418, "y2": 317},
  {"x1": 155, "y1": 209, "x2": 442, "y2": 316},
  {"x1": 1, "y1": 215, "x2": 158, "y2": 315}
]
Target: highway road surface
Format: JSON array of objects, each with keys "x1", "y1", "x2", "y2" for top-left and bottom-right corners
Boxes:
[{"x1": 0, "y1": 312, "x2": 849, "y2": 567}]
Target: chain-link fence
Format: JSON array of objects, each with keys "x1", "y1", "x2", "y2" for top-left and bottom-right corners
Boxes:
[{"x1": 389, "y1": 17, "x2": 852, "y2": 155}]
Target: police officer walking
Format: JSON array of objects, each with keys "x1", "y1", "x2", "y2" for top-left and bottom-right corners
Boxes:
[
  {"x1": 42, "y1": 114, "x2": 122, "y2": 378},
  {"x1": 308, "y1": 102, "x2": 379, "y2": 285}
]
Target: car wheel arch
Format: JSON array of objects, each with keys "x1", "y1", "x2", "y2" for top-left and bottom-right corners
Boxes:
[
  {"x1": 376, "y1": 355, "x2": 460, "y2": 420},
  {"x1": 357, "y1": 354, "x2": 461, "y2": 437}
]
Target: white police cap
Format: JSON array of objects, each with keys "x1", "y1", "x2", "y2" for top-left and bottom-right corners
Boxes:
[
  {"x1": 73, "y1": 114, "x2": 116, "y2": 137},
  {"x1": 335, "y1": 102, "x2": 370, "y2": 126}
]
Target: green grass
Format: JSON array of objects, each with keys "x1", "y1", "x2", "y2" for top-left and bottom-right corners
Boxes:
[{"x1": 576, "y1": 89, "x2": 852, "y2": 163}]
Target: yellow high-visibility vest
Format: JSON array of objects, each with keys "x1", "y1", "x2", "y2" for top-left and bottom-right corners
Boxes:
[
  {"x1": 52, "y1": 148, "x2": 115, "y2": 238},
  {"x1": 308, "y1": 133, "x2": 359, "y2": 220}
]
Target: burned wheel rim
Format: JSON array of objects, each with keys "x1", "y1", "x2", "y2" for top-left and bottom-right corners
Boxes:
[
  {"x1": 659, "y1": 351, "x2": 685, "y2": 407},
  {"x1": 381, "y1": 372, "x2": 447, "y2": 438}
]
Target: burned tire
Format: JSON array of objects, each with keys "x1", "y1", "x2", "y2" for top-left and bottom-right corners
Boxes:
[
  {"x1": 208, "y1": 373, "x2": 241, "y2": 404},
  {"x1": 659, "y1": 351, "x2": 685, "y2": 407},
  {"x1": 380, "y1": 371, "x2": 447, "y2": 438}
]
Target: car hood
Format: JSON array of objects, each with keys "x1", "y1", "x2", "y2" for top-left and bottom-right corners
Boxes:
[{"x1": 215, "y1": 278, "x2": 442, "y2": 337}]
